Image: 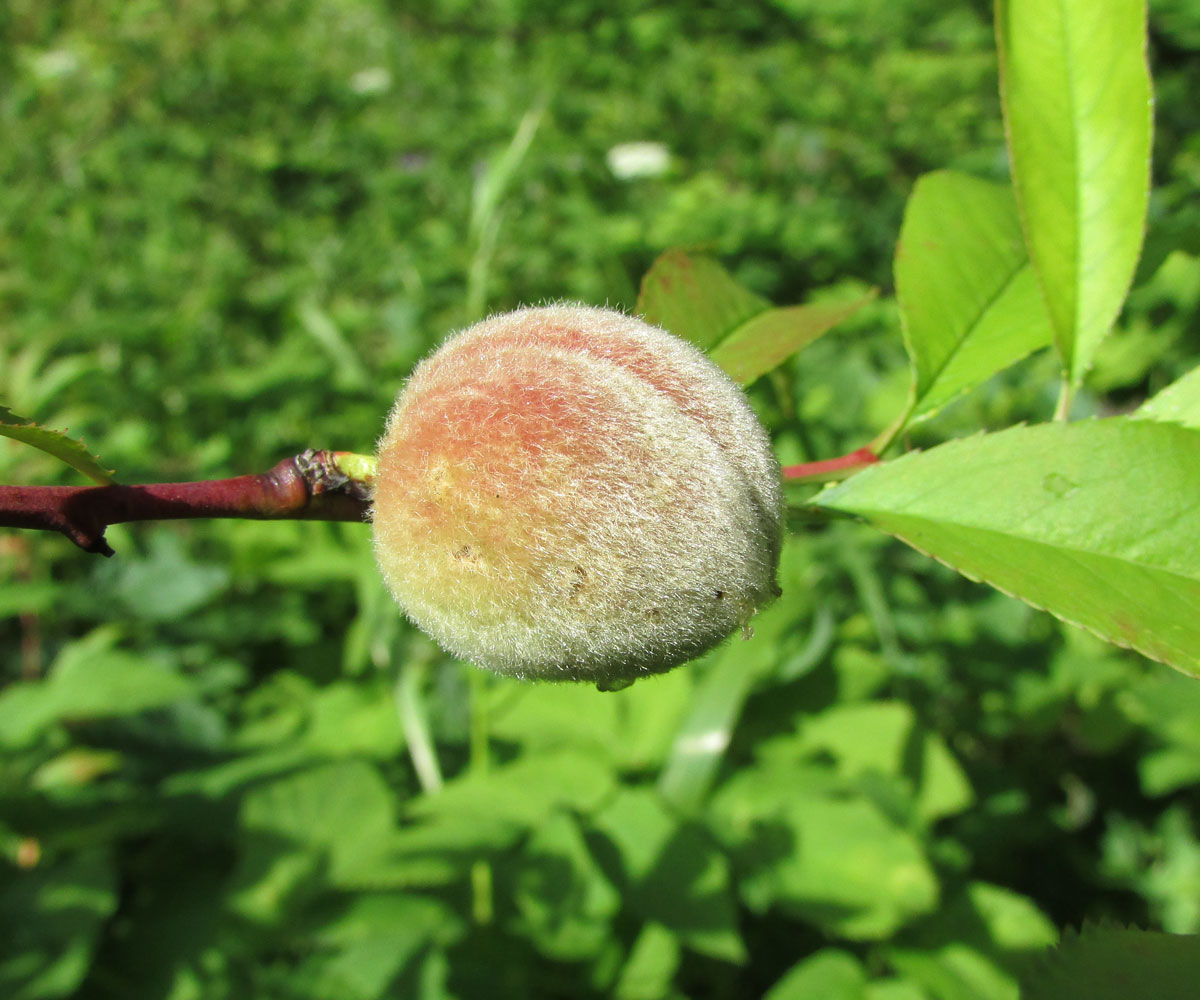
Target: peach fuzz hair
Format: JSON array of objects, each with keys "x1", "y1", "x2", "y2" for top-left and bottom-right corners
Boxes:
[{"x1": 371, "y1": 304, "x2": 783, "y2": 687}]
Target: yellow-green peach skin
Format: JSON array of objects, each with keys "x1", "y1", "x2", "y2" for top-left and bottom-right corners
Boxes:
[{"x1": 371, "y1": 304, "x2": 783, "y2": 686}]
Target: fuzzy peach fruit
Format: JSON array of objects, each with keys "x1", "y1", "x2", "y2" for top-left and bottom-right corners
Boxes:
[{"x1": 371, "y1": 304, "x2": 783, "y2": 686}]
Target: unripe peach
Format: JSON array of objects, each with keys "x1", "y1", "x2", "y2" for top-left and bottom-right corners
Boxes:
[{"x1": 372, "y1": 304, "x2": 783, "y2": 687}]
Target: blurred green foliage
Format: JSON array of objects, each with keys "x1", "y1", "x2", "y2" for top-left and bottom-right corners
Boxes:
[{"x1": 1, "y1": 1, "x2": 1199, "y2": 998}]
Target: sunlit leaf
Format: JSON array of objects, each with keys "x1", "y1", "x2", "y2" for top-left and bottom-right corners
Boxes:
[
  {"x1": 614, "y1": 923, "x2": 681, "y2": 1000},
  {"x1": 591, "y1": 788, "x2": 745, "y2": 963},
  {"x1": 0, "y1": 405, "x2": 115, "y2": 484},
  {"x1": 895, "y1": 171, "x2": 1054, "y2": 421},
  {"x1": 408, "y1": 751, "x2": 615, "y2": 830},
  {"x1": 996, "y1": 0, "x2": 1153, "y2": 383},
  {"x1": 1135, "y1": 366, "x2": 1200, "y2": 430},
  {"x1": 236, "y1": 760, "x2": 397, "y2": 888},
  {"x1": 764, "y1": 950, "x2": 867, "y2": 1000},
  {"x1": 711, "y1": 768, "x2": 939, "y2": 939},
  {"x1": 709, "y1": 292, "x2": 876, "y2": 387},
  {"x1": 636, "y1": 250, "x2": 768, "y2": 350},
  {"x1": 296, "y1": 893, "x2": 462, "y2": 1000},
  {"x1": 791, "y1": 701, "x2": 973, "y2": 822},
  {"x1": 637, "y1": 251, "x2": 866, "y2": 382},
  {"x1": 888, "y1": 882, "x2": 1057, "y2": 1000},
  {"x1": 815, "y1": 420, "x2": 1200, "y2": 676}
]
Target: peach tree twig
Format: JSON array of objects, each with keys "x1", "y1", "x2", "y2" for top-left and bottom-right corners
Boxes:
[
  {"x1": 0, "y1": 450, "x2": 375, "y2": 557},
  {"x1": 781, "y1": 447, "x2": 879, "y2": 484}
]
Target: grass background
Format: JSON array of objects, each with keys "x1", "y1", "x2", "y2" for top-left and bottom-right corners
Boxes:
[{"x1": 2, "y1": 1, "x2": 1200, "y2": 997}]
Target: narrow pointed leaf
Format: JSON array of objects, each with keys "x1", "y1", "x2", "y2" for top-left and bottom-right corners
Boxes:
[
  {"x1": 637, "y1": 250, "x2": 768, "y2": 351},
  {"x1": 1135, "y1": 366, "x2": 1200, "y2": 430},
  {"x1": 896, "y1": 171, "x2": 1054, "y2": 421},
  {"x1": 709, "y1": 292, "x2": 876, "y2": 387},
  {"x1": 996, "y1": 0, "x2": 1153, "y2": 383},
  {"x1": 814, "y1": 420, "x2": 1200, "y2": 676},
  {"x1": 0, "y1": 406, "x2": 116, "y2": 484}
]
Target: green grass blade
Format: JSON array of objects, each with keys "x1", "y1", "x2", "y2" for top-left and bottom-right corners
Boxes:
[
  {"x1": 896, "y1": 170, "x2": 1054, "y2": 422},
  {"x1": 814, "y1": 420, "x2": 1200, "y2": 676},
  {"x1": 996, "y1": 0, "x2": 1153, "y2": 385}
]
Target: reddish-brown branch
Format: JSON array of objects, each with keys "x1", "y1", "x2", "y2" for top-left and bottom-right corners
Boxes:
[
  {"x1": 0, "y1": 450, "x2": 371, "y2": 557},
  {"x1": 781, "y1": 447, "x2": 879, "y2": 484}
]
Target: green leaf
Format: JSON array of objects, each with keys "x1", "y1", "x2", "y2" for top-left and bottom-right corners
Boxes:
[
  {"x1": 636, "y1": 250, "x2": 768, "y2": 351},
  {"x1": 865, "y1": 983, "x2": 927, "y2": 1000},
  {"x1": 959, "y1": 882, "x2": 1057, "y2": 952},
  {"x1": 488, "y1": 681, "x2": 624, "y2": 759},
  {"x1": 0, "y1": 637, "x2": 198, "y2": 748},
  {"x1": 379, "y1": 752, "x2": 617, "y2": 890},
  {"x1": 637, "y1": 251, "x2": 866, "y2": 383},
  {"x1": 709, "y1": 293, "x2": 876, "y2": 387},
  {"x1": 295, "y1": 893, "x2": 462, "y2": 1000},
  {"x1": 1118, "y1": 671, "x2": 1200, "y2": 794},
  {"x1": 0, "y1": 581, "x2": 58, "y2": 618},
  {"x1": 644, "y1": 822, "x2": 745, "y2": 963},
  {"x1": 239, "y1": 761, "x2": 396, "y2": 879},
  {"x1": 1021, "y1": 925, "x2": 1200, "y2": 1000},
  {"x1": 895, "y1": 171, "x2": 1054, "y2": 421},
  {"x1": 0, "y1": 405, "x2": 115, "y2": 484},
  {"x1": 614, "y1": 923, "x2": 681, "y2": 1000},
  {"x1": 711, "y1": 770, "x2": 939, "y2": 939},
  {"x1": 1135, "y1": 366, "x2": 1200, "y2": 429},
  {"x1": 996, "y1": 0, "x2": 1153, "y2": 383},
  {"x1": 303, "y1": 679, "x2": 405, "y2": 759},
  {"x1": 591, "y1": 788, "x2": 745, "y2": 963},
  {"x1": 814, "y1": 420, "x2": 1200, "y2": 677},
  {"x1": 0, "y1": 849, "x2": 117, "y2": 1000},
  {"x1": 106, "y1": 532, "x2": 230, "y2": 622},
  {"x1": 487, "y1": 668, "x2": 692, "y2": 772},
  {"x1": 790, "y1": 701, "x2": 974, "y2": 822},
  {"x1": 229, "y1": 761, "x2": 398, "y2": 920},
  {"x1": 513, "y1": 812, "x2": 621, "y2": 961},
  {"x1": 888, "y1": 882, "x2": 1057, "y2": 1000},
  {"x1": 764, "y1": 950, "x2": 868, "y2": 1000},
  {"x1": 408, "y1": 751, "x2": 616, "y2": 832}
]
